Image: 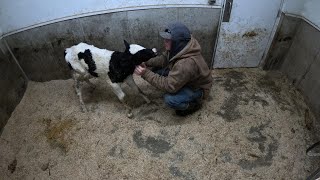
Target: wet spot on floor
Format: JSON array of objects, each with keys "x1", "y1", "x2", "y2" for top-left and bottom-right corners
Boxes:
[
  {"x1": 137, "y1": 106, "x2": 161, "y2": 123},
  {"x1": 247, "y1": 123, "x2": 270, "y2": 152},
  {"x1": 238, "y1": 138, "x2": 278, "y2": 170},
  {"x1": 173, "y1": 151, "x2": 184, "y2": 162},
  {"x1": 304, "y1": 109, "x2": 313, "y2": 130},
  {"x1": 238, "y1": 122, "x2": 279, "y2": 170},
  {"x1": 110, "y1": 124, "x2": 119, "y2": 134},
  {"x1": 8, "y1": 159, "x2": 17, "y2": 173},
  {"x1": 248, "y1": 95, "x2": 269, "y2": 107},
  {"x1": 146, "y1": 116, "x2": 154, "y2": 120},
  {"x1": 256, "y1": 74, "x2": 292, "y2": 112},
  {"x1": 225, "y1": 70, "x2": 245, "y2": 80},
  {"x1": 169, "y1": 166, "x2": 195, "y2": 180},
  {"x1": 40, "y1": 162, "x2": 49, "y2": 171},
  {"x1": 221, "y1": 71, "x2": 248, "y2": 92},
  {"x1": 256, "y1": 75, "x2": 280, "y2": 92},
  {"x1": 108, "y1": 145, "x2": 124, "y2": 158},
  {"x1": 217, "y1": 94, "x2": 242, "y2": 122},
  {"x1": 133, "y1": 130, "x2": 173, "y2": 155},
  {"x1": 109, "y1": 146, "x2": 117, "y2": 157},
  {"x1": 219, "y1": 151, "x2": 232, "y2": 163},
  {"x1": 137, "y1": 107, "x2": 159, "y2": 117},
  {"x1": 42, "y1": 118, "x2": 74, "y2": 153},
  {"x1": 222, "y1": 78, "x2": 248, "y2": 92}
]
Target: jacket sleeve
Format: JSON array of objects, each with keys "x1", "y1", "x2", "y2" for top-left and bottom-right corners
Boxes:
[
  {"x1": 142, "y1": 59, "x2": 195, "y2": 93},
  {"x1": 144, "y1": 52, "x2": 168, "y2": 68}
]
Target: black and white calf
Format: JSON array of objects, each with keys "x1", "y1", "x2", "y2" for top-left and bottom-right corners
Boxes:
[{"x1": 64, "y1": 40, "x2": 157, "y2": 117}]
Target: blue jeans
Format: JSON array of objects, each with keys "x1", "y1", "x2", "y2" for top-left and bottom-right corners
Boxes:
[
  {"x1": 153, "y1": 68, "x2": 203, "y2": 110},
  {"x1": 164, "y1": 87, "x2": 203, "y2": 110}
]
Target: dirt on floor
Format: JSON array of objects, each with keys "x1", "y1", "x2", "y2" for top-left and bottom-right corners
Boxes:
[{"x1": 0, "y1": 68, "x2": 319, "y2": 179}]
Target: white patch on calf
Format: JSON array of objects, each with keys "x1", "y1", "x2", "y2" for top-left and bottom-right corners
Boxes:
[
  {"x1": 129, "y1": 44, "x2": 145, "y2": 54},
  {"x1": 152, "y1": 48, "x2": 157, "y2": 53},
  {"x1": 65, "y1": 42, "x2": 114, "y2": 76}
]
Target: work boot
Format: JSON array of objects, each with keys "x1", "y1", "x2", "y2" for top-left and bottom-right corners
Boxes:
[{"x1": 175, "y1": 101, "x2": 202, "y2": 116}]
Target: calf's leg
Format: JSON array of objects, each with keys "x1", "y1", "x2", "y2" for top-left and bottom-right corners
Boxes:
[
  {"x1": 125, "y1": 75, "x2": 150, "y2": 104},
  {"x1": 109, "y1": 82, "x2": 133, "y2": 118},
  {"x1": 73, "y1": 72, "x2": 87, "y2": 112}
]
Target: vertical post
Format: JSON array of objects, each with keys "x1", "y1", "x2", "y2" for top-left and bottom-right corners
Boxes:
[
  {"x1": 210, "y1": 0, "x2": 226, "y2": 69},
  {"x1": 4, "y1": 40, "x2": 29, "y2": 81}
]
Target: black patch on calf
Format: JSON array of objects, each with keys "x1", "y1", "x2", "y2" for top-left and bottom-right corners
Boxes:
[
  {"x1": 78, "y1": 49, "x2": 98, "y2": 77},
  {"x1": 108, "y1": 49, "x2": 156, "y2": 83},
  {"x1": 132, "y1": 49, "x2": 157, "y2": 65},
  {"x1": 108, "y1": 51, "x2": 135, "y2": 83}
]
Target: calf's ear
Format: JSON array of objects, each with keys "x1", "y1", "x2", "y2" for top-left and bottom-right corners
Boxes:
[{"x1": 123, "y1": 40, "x2": 130, "y2": 52}]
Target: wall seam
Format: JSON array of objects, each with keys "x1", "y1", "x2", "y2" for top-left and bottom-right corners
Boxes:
[
  {"x1": 3, "y1": 40, "x2": 29, "y2": 81},
  {"x1": 211, "y1": 0, "x2": 226, "y2": 69},
  {"x1": 297, "y1": 55, "x2": 317, "y2": 87},
  {"x1": 299, "y1": 49, "x2": 320, "y2": 86},
  {"x1": 278, "y1": 17, "x2": 303, "y2": 73},
  {"x1": 284, "y1": 13, "x2": 320, "y2": 32},
  {"x1": 259, "y1": 0, "x2": 285, "y2": 68},
  {"x1": 290, "y1": 18, "x2": 320, "y2": 87}
]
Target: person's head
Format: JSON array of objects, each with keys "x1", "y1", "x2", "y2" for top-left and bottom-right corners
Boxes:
[
  {"x1": 159, "y1": 22, "x2": 191, "y2": 58},
  {"x1": 164, "y1": 39, "x2": 172, "y2": 51}
]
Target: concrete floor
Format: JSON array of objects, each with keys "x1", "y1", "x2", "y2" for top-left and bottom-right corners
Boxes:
[{"x1": 0, "y1": 68, "x2": 318, "y2": 179}]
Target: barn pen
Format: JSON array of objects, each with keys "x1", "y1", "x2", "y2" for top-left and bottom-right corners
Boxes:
[{"x1": 1, "y1": 0, "x2": 320, "y2": 179}]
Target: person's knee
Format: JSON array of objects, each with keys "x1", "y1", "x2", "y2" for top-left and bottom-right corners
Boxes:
[
  {"x1": 164, "y1": 94, "x2": 187, "y2": 110},
  {"x1": 164, "y1": 94, "x2": 174, "y2": 107}
]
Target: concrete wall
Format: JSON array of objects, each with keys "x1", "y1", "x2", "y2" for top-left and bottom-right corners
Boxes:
[
  {"x1": 264, "y1": 0, "x2": 320, "y2": 130},
  {"x1": 0, "y1": 1, "x2": 222, "y2": 35},
  {"x1": 265, "y1": 15, "x2": 320, "y2": 126},
  {"x1": 282, "y1": 0, "x2": 320, "y2": 28},
  {"x1": 282, "y1": 0, "x2": 306, "y2": 15},
  {"x1": 0, "y1": 39, "x2": 28, "y2": 134},
  {"x1": 263, "y1": 14, "x2": 302, "y2": 70},
  {"x1": 302, "y1": 0, "x2": 320, "y2": 28},
  {"x1": 3, "y1": 7, "x2": 221, "y2": 81},
  {"x1": 281, "y1": 21, "x2": 320, "y2": 119},
  {"x1": 264, "y1": 0, "x2": 320, "y2": 70}
]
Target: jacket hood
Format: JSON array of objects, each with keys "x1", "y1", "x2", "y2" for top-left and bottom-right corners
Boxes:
[{"x1": 170, "y1": 36, "x2": 202, "y2": 61}]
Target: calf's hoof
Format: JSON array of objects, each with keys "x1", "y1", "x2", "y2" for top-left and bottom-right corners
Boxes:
[
  {"x1": 145, "y1": 99, "x2": 151, "y2": 104},
  {"x1": 81, "y1": 106, "x2": 88, "y2": 113},
  {"x1": 127, "y1": 112, "x2": 134, "y2": 119}
]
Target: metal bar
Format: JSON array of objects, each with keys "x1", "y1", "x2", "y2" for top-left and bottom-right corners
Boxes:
[
  {"x1": 4, "y1": 40, "x2": 29, "y2": 81},
  {"x1": 222, "y1": 0, "x2": 233, "y2": 22},
  {"x1": 210, "y1": 0, "x2": 226, "y2": 69}
]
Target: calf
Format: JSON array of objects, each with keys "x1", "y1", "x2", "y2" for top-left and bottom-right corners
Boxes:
[{"x1": 64, "y1": 40, "x2": 157, "y2": 118}]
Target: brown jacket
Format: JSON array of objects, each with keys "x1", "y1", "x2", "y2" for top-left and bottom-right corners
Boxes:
[{"x1": 142, "y1": 36, "x2": 212, "y2": 98}]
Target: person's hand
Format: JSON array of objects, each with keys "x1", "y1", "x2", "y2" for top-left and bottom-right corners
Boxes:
[{"x1": 134, "y1": 63, "x2": 147, "y2": 76}]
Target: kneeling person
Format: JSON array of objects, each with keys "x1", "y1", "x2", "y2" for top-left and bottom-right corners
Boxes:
[{"x1": 135, "y1": 22, "x2": 212, "y2": 116}]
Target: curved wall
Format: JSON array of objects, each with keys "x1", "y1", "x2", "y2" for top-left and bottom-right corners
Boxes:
[
  {"x1": 3, "y1": 7, "x2": 221, "y2": 81},
  {"x1": 0, "y1": 1, "x2": 222, "y2": 36}
]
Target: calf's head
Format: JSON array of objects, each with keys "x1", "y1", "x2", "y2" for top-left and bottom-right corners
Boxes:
[{"x1": 123, "y1": 40, "x2": 157, "y2": 65}]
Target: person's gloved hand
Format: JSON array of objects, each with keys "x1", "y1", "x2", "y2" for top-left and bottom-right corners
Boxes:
[{"x1": 134, "y1": 63, "x2": 147, "y2": 76}]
